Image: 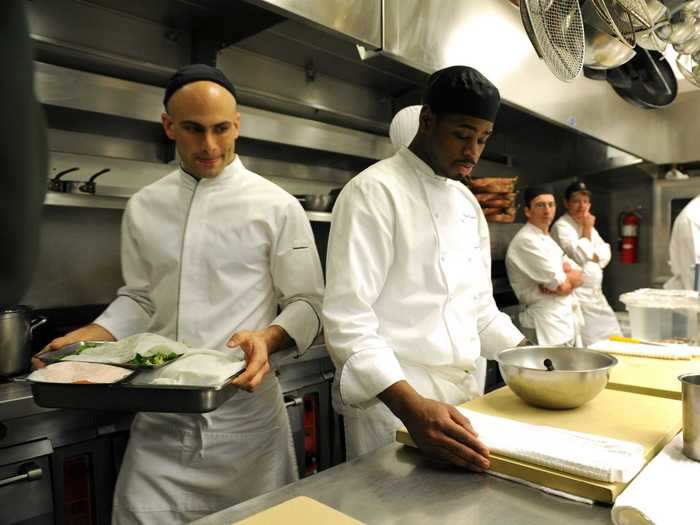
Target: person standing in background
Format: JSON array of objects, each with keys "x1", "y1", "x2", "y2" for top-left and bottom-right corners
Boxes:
[
  {"x1": 1, "y1": 1, "x2": 48, "y2": 304},
  {"x1": 664, "y1": 194, "x2": 700, "y2": 291},
  {"x1": 506, "y1": 186, "x2": 584, "y2": 346},
  {"x1": 551, "y1": 181, "x2": 621, "y2": 346}
]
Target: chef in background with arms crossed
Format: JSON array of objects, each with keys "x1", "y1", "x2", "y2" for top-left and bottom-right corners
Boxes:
[
  {"x1": 506, "y1": 186, "x2": 584, "y2": 347},
  {"x1": 551, "y1": 181, "x2": 621, "y2": 346},
  {"x1": 323, "y1": 66, "x2": 526, "y2": 469},
  {"x1": 664, "y1": 194, "x2": 700, "y2": 291},
  {"x1": 37, "y1": 65, "x2": 324, "y2": 524}
]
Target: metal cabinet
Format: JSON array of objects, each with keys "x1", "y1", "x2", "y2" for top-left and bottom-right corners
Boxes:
[{"x1": 0, "y1": 439, "x2": 54, "y2": 524}]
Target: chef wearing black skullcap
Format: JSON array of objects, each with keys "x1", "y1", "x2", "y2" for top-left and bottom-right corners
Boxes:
[
  {"x1": 323, "y1": 66, "x2": 526, "y2": 468},
  {"x1": 43, "y1": 64, "x2": 324, "y2": 523},
  {"x1": 505, "y1": 185, "x2": 585, "y2": 348}
]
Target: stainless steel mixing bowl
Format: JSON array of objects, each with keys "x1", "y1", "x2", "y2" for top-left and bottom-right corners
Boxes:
[{"x1": 496, "y1": 346, "x2": 618, "y2": 410}]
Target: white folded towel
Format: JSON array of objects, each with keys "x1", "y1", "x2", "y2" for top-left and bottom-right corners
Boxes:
[
  {"x1": 588, "y1": 340, "x2": 695, "y2": 360},
  {"x1": 130, "y1": 347, "x2": 245, "y2": 387},
  {"x1": 459, "y1": 407, "x2": 646, "y2": 483},
  {"x1": 612, "y1": 433, "x2": 699, "y2": 525}
]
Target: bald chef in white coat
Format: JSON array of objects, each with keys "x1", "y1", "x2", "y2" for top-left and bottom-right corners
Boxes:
[
  {"x1": 551, "y1": 181, "x2": 621, "y2": 345},
  {"x1": 42, "y1": 65, "x2": 324, "y2": 524},
  {"x1": 323, "y1": 66, "x2": 525, "y2": 469},
  {"x1": 506, "y1": 186, "x2": 584, "y2": 347},
  {"x1": 665, "y1": 194, "x2": 700, "y2": 291}
]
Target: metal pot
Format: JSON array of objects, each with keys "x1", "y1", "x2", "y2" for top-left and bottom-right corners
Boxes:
[
  {"x1": 0, "y1": 306, "x2": 47, "y2": 377},
  {"x1": 679, "y1": 373, "x2": 700, "y2": 461}
]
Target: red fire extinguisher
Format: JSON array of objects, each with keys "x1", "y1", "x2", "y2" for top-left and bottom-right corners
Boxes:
[{"x1": 619, "y1": 210, "x2": 641, "y2": 264}]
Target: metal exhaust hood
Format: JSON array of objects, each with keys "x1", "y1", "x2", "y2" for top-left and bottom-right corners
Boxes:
[{"x1": 246, "y1": 0, "x2": 700, "y2": 165}]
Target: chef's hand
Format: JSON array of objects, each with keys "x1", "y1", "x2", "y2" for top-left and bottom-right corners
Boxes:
[
  {"x1": 379, "y1": 381, "x2": 490, "y2": 471},
  {"x1": 227, "y1": 325, "x2": 291, "y2": 392},
  {"x1": 31, "y1": 323, "x2": 115, "y2": 369},
  {"x1": 582, "y1": 212, "x2": 596, "y2": 239}
]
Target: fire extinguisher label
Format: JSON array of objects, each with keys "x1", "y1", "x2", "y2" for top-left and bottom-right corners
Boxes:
[{"x1": 621, "y1": 225, "x2": 637, "y2": 237}]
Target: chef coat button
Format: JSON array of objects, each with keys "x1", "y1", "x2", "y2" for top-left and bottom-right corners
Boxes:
[{"x1": 435, "y1": 213, "x2": 439, "y2": 219}]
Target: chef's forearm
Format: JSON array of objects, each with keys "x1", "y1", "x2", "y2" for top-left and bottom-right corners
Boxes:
[
  {"x1": 262, "y1": 324, "x2": 293, "y2": 355},
  {"x1": 378, "y1": 380, "x2": 424, "y2": 422}
]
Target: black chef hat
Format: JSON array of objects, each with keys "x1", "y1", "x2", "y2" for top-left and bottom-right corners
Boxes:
[
  {"x1": 524, "y1": 184, "x2": 554, "y2": 208},
  {"x1": 422, "y1": 66, "x2": 501, "y2": 122},
  {"x1": 564, "y1": 180, "x2": 592, "y2": 201},
  {"x1": 163, "y1": 64, "x2": 237, "y2": 108}
]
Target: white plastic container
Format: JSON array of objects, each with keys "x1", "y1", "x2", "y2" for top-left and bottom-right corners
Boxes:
[{"x1": 619, "y1": 289, "x2": 700, "y2": 343}]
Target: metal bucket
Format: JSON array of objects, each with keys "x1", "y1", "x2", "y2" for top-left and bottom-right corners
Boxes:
[
  {"x1": 0, "y1": 306, "x2": 47, "y2": 377},
  {"x1": 679, "y1": 373, "x2": 700, "y2": 461}
]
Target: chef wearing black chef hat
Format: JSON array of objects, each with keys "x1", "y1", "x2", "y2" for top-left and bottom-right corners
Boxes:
[{"x1": 323, "y1": 65, "x2": 526, "y2": 469}]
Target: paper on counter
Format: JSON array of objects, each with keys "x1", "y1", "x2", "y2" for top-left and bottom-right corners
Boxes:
[
  {"x1": 612, "y1": 433, "x2": 698, "y2": 525},
  {"x1": 589, "y1": 340, "x2": 695, "y2": 360},
  {"x1": 459, "y1": 407, "x2": 646, "y2": 483}
]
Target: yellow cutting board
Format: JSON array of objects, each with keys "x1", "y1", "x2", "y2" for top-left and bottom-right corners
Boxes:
[
  {"x1": 607, "y1": 355, "x2": 700, "y2": 400},
  {"x1": 231, "y1": 496, "x2": 365, "y2": 525},
  {"x1": 396, "y1": 387, "x2": 681, "y2": 503}
]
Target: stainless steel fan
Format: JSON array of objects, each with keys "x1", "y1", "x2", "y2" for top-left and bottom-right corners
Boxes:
[{"x1": 523, "y1": 0, "x2": 585, "y2": 81}]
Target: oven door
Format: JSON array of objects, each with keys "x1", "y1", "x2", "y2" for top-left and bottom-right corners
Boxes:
[{"x1": 0, "y1": 439, "x2": 54, "y2": 524}]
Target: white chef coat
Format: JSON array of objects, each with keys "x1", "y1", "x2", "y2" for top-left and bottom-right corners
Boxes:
[
  {"x1": 665, "y1": 195, "x2": 700, "y2": 291},
  {"x1": 95, "y1": 156, "x2": 324, "y2": 524},
  {"x1": 551, "y1": 213, "x2": 621, "y2": 346},
  {"x1": 322, "y1": 147, "x2": 523, "y2": 458},
  {"x1": 505, "y1": 223, "x2": 583, "y2": 347}
]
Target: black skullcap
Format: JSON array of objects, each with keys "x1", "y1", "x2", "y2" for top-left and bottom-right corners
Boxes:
[
  {"x1": 524, "y1": 185, "x2": 554, "y2": 208},
  {"x1": 163, "y1": 64, "x2": 237, "y2": 108},
  {"x1": 422, "y1": 66, "x2": 501, "y2": 122},
  {"x1": 565, "y1": 180, "x2": 591, "y2": 201}
]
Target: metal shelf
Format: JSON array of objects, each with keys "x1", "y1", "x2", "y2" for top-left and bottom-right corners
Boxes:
[
  {"x1": 45, "y1": 192, "x2": 333, "y2": 223},
  {"x1": 44, "y1": 192, "x2": 127, "y2": 210}
]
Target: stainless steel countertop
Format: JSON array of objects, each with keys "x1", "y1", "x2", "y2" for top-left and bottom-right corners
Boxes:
[
  {"x1": 0, "y1": 382, "x2": 54, "y2": 420},
  {"x1": 190, "y1": 443, "x2": 613, "y2": 525}
]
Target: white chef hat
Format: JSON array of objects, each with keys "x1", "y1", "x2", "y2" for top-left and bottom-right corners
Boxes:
[{"x1": 389, "y1": 105, "x2": 422, "y2": 149}]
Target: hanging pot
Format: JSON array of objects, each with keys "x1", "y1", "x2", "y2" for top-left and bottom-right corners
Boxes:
[{"x1": 0, "y1": 306, "x2": 47, "y2": 377}]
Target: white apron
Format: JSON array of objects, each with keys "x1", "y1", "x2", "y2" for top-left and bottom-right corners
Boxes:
[
  {"x1": 575, "y1": 287, "x2": 621, "y2": 346},
  {"x1": 112, "y1": 375, "x2": 296, "y2": 524}
]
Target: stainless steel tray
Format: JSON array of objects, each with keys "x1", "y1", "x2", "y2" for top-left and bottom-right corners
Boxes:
[
  {"x1": 26, "y1": 373, "x2": 243, "y2": 413},
  {"x1": 38, "y1": 341, "x2": 183, "y2": 370}
]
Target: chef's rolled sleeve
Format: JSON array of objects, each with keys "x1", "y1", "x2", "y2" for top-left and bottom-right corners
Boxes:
[
  {"x1": 270, "y1": 200, "x2": 324, "y2": 354},
  {"x1": 94, "y1": 201, "x2": 153, "y2": 339},
  {"x1": 340, "y1": 348, "x2": 405, "y2": 408},
  {"x1": 478, "y1": 313, "x2": 525, "y2": 359},
  {"x1": 323, "y1": 180, "x2": 403, "y2": 408}
]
